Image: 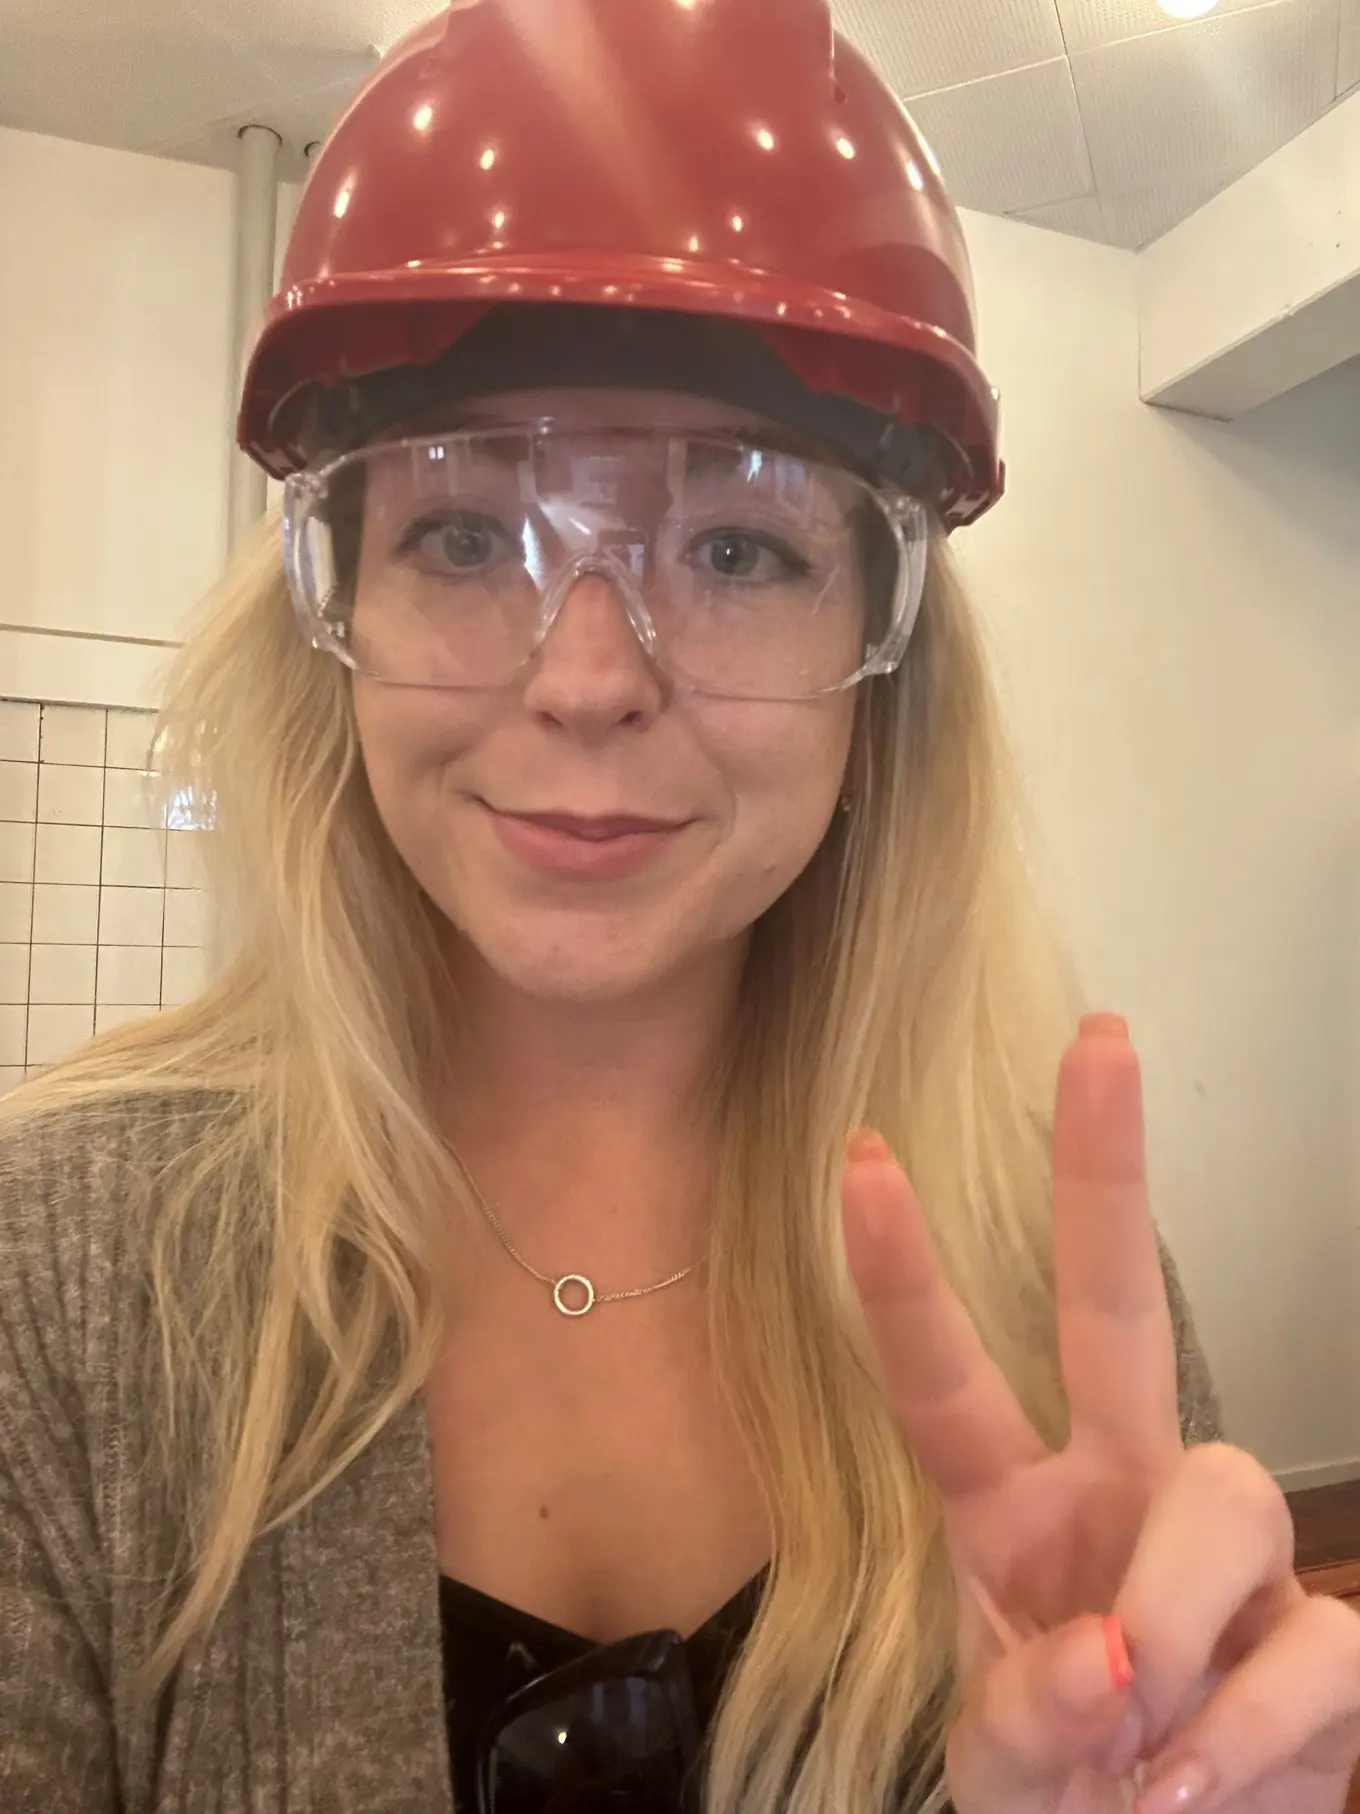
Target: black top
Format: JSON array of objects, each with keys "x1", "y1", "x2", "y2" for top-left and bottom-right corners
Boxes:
[{"x1": 439, "y1": 1572, "x2": 764, "y2": 1809}]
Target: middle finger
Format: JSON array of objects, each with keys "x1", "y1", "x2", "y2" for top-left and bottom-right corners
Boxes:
[{"x1": 1053, "y1": 1016, "x2": 1181, "y2": 1464}]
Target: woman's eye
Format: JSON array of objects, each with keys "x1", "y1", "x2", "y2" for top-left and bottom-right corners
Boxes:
[
  {"x1": 689, "y1": 529, "x2": 808, "y2": 584},
  {"x1": 399, "y1": 513, "x2": 506, "y2": 574}
]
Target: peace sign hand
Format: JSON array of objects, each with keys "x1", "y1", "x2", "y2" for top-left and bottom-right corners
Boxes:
[{"x1": 844, "y1": 1014, "x2": 1360, "y2": 1814}]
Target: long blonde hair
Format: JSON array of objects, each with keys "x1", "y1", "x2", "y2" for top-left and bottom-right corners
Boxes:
[{"x1": 1, "y1": 513, "x2": 1075, "y2": 1813}]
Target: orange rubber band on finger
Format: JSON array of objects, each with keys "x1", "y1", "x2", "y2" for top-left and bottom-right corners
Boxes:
[{"x1": 1102, "y1": 1615, "x2": 1134, "y2": 1692}]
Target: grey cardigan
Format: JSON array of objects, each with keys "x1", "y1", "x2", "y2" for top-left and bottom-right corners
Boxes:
[{"x1": 0, "y1": 1093, "x2": 1224, "y2": 1813}]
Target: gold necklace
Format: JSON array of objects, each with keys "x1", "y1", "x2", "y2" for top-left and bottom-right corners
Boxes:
[{"x1": 452, "y1": 1149, "x2": 702, "y2": 1318}]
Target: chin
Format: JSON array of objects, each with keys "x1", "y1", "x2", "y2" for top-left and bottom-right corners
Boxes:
[
  {"x1": 451, "y1": 903, "x2": 742, "y2": 1009},
  {"x1": 481, "y1": 946, "x2": 695, "y2": 1009}
]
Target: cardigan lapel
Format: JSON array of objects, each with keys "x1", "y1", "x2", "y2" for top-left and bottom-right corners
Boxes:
[{"x1": 280, "y1": 1394, "x2": 456, "y2": 1813}]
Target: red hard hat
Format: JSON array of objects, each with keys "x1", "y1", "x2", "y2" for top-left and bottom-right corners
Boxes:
[{"x1": 239, "y1": 0, "x2": 1003, "y2": 527}]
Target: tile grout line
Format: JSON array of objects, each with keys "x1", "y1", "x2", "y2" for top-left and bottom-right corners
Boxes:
[
  {"x1": 23, "y1": 707, "x2": 38, "y2": 1074},
  {"x1": 93, "y1": 714, "x2": 107, "y2": 1044},
  {"x1": 6, "y1": 702, "x2": 186, "y2": 1077}
]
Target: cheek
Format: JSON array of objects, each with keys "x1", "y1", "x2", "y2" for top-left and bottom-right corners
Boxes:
[
  {"x1": 353, "y1": 684, "x2": 417, "y2": 807},
  {"x1": 351, "y1": 682, "x2": 472, "y2": 850},
  {"x1": 711, "y1": 701, "x2": 855, "y2": 884}
]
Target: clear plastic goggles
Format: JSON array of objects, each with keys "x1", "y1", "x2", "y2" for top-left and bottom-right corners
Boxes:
[{"x1": 282, "y1": 423, "x2": 929, "y2": 703}]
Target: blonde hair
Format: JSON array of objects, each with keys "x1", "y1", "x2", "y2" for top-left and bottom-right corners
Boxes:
[{"x1": 1, "y1": 513, "x2": 1076, "y2": 1813}]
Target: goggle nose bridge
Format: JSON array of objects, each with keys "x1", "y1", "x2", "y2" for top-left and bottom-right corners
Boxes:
[{"x1": 534, "y1": 545, "x2": 663, "y2": 662}]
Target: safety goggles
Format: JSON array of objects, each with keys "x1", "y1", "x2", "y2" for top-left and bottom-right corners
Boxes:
[
  {"x1": 282, "y1": 423, "x2": 929, "y2": 703},
  {"x1": 475, "y1": 1629, "x2": 701, "y2": 1814}
]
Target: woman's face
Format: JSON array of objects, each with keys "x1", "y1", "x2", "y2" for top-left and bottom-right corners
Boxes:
[{"x1": 351, "y1": 389, "x2": 862, "y2": 1005}]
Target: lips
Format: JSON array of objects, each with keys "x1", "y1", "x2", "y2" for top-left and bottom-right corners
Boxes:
[
  {"x1": 493, "y1": 810, "x2": 687, "y2": 842},
  {"x1": 480, "y1": 801, "x2": 689, "y2": 879}
]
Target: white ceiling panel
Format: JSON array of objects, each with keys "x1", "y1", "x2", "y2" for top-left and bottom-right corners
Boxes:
[
  {"x1": 905, "y1": 59, "x2": 1093, "y2": 217},
  {"x1": 1055, "y1": 0, "x2": 1293, "y2": 56},
  {"x1": 0, "y1": 0, "x2": 1350, "y2": 258},
  {"x1": 235, "y1": 45, "x2": 382, "y2": 98},
  {"x1": 0, "y1": 1, "x2": 275, "y2": 153},
  {"x1": 202, "y1": 0, "x2": 437, "y2": 58},
  {"x1": 832, "y1": 0, "x2": 1065, "y2": 97},
  {"x1": 3, "y1": 0, "x2": 213, "y2": 28},
  {"x1": 1009, "y1": 193, "x2": 1110, "y2": 240},
  {"x1": 1341, "y1": 0, "x2": 1360, "y2": 90},
  {"x1": 1098, "y1": 168, "x2": 1237, "y2": 248},
  {"x1": 1071, "y1": 0, "x2": 1341, "y2": 194}
]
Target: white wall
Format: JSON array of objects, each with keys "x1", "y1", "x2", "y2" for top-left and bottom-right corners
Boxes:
[
  {"x1": 0, "y1": 129, "x2": 235, "y2": 705},
  {"x1": 0, "y1": 127, "x2": 1356, "y2": 1480},
  {"x1": 0, "y1": 131, "x2": 299, "y2": 707},
  {"x1": 959, "y1": 211, "x2": 1360, "y2": 1486}
]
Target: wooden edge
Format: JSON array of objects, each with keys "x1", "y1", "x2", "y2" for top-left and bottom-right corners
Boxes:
[{"x1": 1299, "y1": 1559, "x2": 1360, "y2": 1599}]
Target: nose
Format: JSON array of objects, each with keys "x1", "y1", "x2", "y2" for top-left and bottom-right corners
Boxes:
[{"x1": 520, "y1": 567, "x2": 666, "y2": 738}]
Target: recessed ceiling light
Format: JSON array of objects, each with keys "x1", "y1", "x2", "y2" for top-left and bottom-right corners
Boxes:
[{"x1": 1157, "y1": 0, "x2": 1221, "y2": 18}]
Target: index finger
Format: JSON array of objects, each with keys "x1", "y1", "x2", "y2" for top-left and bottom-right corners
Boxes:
[
  {"x1": 843, "y1": 1133, "x2": 1046, "y2": 1499},
  {"x1": 1052, "y1": 1014, "x2": 1180, "y2": 1461}
]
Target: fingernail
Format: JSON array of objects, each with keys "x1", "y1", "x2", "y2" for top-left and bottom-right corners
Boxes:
[
  {"x1": 1080, "y1": 1012, "x2": 1130, "y2": 1041},
  {"x1": 1050, "y1": 1616, "x2": 1130, "y2": 1717},
  {"x1": 846, "y1": 1127, "x2": 894, "y2": 1164},
  {"x1": 1135, "y1": 1757, "x2": 1215, "y2": 1814},
  {"x1": 1102, "y1": 1614, "x2": 1133, "y2": 1691}
]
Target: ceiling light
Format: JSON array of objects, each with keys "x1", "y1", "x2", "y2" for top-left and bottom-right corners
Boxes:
[{"x1": 1156, "y1": 0, "x2": 1221, "y2": 17}]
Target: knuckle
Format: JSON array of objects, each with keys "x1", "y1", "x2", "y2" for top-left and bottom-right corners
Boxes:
[{"x1": 1180, "y1": 1442, "x2": 1292, "y2": 1554}]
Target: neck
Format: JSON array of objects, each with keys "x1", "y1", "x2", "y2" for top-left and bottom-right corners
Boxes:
[{"x1": 437, "y1": 939, "x2": 745, "y2": 1275}]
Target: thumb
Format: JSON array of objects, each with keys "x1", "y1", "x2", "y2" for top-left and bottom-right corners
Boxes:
[{"x1": 947, "y1": 1614, "x2": 1139, "y2": 1813}]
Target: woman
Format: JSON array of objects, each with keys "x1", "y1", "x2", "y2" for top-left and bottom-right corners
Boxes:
[{"x1": 2, "y1": 1, "x2": 1357, "y2": 1811}]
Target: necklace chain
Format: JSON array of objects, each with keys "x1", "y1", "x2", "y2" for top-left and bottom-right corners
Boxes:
[{"x1": 451, "y1": 1148, "x2": 702, "y2": 1317}]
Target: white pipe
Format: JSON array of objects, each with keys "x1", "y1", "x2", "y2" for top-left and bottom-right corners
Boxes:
[{"x1": 228, "y1": 124, "x2": 282, "y2": 552}]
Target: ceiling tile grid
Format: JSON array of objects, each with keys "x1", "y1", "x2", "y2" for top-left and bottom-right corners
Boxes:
[
  {"x1": 0, "y1": 0, "x2": 1353, "y2": 254},
  {"x1": 1096, "y1": 166, "x2": 1244, "y2": 247},
  {"x1": 1054, "y1": 0, "x2": 1300, "y2": 56},
  {"x1": 831, "y1": 0, "x2": 1065, "y2": 96},
  {"x1": 1069, "y1": 0, "x2": 1342, "y2": 196},
  {"x1": 904, "y1": 58, "x2": 1094, "y2": 218},
  {"x1": 1010, "y1": 192, "x2": 1110, "y2": 238}
]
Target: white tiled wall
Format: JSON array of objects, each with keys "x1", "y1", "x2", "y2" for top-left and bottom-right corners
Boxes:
[{"x1": 0, "y1": 699, "x2": 213, "y2": 1094}]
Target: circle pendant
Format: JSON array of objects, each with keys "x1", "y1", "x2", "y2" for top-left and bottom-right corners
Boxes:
[{"x1": 553, "y1": 1274, "x2": 596, "y2": 1317}]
